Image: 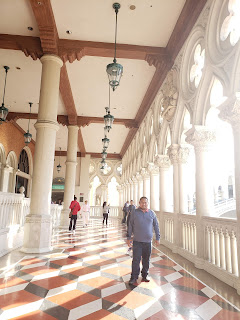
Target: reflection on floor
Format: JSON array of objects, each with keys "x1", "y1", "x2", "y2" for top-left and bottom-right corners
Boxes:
[{"x1": 0, "y1": 219, "x2": 240, "y2": 319}]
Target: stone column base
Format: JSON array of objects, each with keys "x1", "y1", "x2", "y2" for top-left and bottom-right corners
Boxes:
[
  {"x1": 21, "y1": 214, "x2": 53, "y2": 253},
  {"x1": 60, "y1": 209, "x2": 71, "y2": 228}
]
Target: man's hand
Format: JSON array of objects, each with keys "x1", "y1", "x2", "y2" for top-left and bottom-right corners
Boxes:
[
  {"x1": 127, "y1": 239, "x2": 132, "y2": 247},
  {"x1": 155, "y1": 239, "x2": 160, "y2": 246}
]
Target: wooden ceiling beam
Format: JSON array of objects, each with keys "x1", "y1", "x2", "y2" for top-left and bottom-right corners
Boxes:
[
  {"x1": 0, "y1": 34, "x2": 166, "y2": 64},
  {"x1": 7, "y1": 112, "x2": 138, "y2": 129},
  {"x1": 55, "y1": 151, "x2": 121, "y2": 159}
]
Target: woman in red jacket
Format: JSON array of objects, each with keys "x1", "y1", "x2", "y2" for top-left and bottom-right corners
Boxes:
[{"x1": 69, "y1": 196, "x2": 81, "y2": 234}]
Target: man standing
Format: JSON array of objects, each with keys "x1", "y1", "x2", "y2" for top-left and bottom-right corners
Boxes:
[
  {"x1": 81, "y1": 200, "x2": 90, "y2": 227},
  {"x1": 127, "y1": 200, "x2": 136, "y2": 227},
  {"x1": 127, "y1": 196, "x2": 160, "y2": 285},
  {"x1": 122, "y1": 200, "x2": 129, "y2": 223},
  {"x1": 69, "y1": 196, "x2": 81, "y2": 234}
]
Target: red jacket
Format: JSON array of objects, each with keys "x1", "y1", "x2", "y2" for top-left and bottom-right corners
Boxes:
[{"x1": 69, "y1": 200, "x2": 81, "y2": 215}]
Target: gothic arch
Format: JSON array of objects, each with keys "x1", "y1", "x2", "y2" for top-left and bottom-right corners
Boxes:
[
  {"x1": 6, "y1": 151, "x2": 18, "y2": 170},
  {"x1": 0, "y1": 143, "x2": 6, "y2": 166}
]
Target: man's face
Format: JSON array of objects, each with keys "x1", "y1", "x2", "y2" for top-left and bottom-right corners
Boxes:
[
  {"x1": 139, "y1": 198, "x2": 148, "y2": 210},
  {"x1": 130, "y1": 200, "x2": 134, "y2": 205},
  {"x1": 85, "y1": 201, "x2": 87, "y2": 204}
]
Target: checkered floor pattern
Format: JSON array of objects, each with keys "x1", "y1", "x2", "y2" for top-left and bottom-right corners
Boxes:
[{"x1": 0, "y1": 219, "x2": 240, "y2": 319}]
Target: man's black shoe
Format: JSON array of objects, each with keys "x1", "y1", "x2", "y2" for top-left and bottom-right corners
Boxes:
[
  {"x1": 129, "y1": 278, "x2": 137, "y2": 285},
  {"x1": 142, "y1": 277, "x2": 150, "y2": 282}
]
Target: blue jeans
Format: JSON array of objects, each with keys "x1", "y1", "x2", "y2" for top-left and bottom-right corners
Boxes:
[{"x1": 131, "y1": 241, "x2": 152, "y2": 279}]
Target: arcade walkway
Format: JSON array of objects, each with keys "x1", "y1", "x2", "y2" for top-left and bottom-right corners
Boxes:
[{"x1": 0, "y1": 219, "x2": 240, "y2": 320}]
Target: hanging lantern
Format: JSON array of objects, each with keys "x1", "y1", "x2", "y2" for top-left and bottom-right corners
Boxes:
[
  {"x1": 102, "y1": 136, "x2": 110, "y2": 149},
  {"x1": 104, "y1": 107, "x2": 114, "y2": 131},
  {"x1": 24, "y1": 102, "x2": 33, "y2": 145},
  {"x1": 101, "y1": 150, "x2": 107, "y2": 160},
  {"x1": 106, "y1": 3, "x2": 123, "y2": 91},
  {"x1": 0, "y1": 66, "x2": 10, "y2": 123},
  {"x1": 57, "y1": 147, "x2": 62, "y2": 173}
]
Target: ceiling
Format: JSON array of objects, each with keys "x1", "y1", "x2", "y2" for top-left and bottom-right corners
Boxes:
[{"x1": 0, "y1": 0, "x2": 207, "y2": 158}]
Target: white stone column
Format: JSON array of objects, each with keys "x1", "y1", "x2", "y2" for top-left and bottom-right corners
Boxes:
[
  {"x1": 126, "y1": 182, "x2": 130, "y2": 201},
  {"x1": 130, "y1": 180, "x2": 134, "y2": 201},
  {"x1": 136, "y1": 173, "x2": 143, "y2": 200},
  {"x1": 117, "y1": 185, "x2": 123, "y2": 208},
  {"x1": 1, "y1": 165, "x2": 11, "y2": 192},
  {"x1": 60, "y1": 125, "x2": 79, "y2": 226},
  {"x1": 21, "y1": 55, "x2": 63, "y2": 253},
  {"x1": 141, "y1": 168, "x2": 150, "y2": 203},
  {"x1": 133, "y1": 178, "x2": 138, "y2": 205},
  {"x1": 101, "y1": 184, "x2": 108, "y2": 203},
  {"x1": 155, "y1": 155, "x2": 171, "y2": 213},
  {"x1": 219, "y1": 97, "x2": 240, "y2": 293},
  {"x1": 168, "y1": 144, "x2": 179, "y2": 213},
  {"x1": 186, "y1": 126, "x2": 216, "y2": 268},
  {"x1": 148, "y1": 163, "x2": 159, "y2": 211},
  {"x1": 178, "y1": 146, "x2": 190, "y2": 214}
]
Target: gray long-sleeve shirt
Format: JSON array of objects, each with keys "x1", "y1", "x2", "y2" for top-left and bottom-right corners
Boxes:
[{"x1": 127, "y1": 208, "x2": 160, "y2": 242}]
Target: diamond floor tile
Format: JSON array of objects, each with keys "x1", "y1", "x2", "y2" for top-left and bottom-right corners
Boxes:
[{"x1": 0, "y1": 218, "x2": 239, "y2": 320}]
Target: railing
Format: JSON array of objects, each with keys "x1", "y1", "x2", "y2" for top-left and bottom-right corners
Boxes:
[
  {"x1": 90, "y1": 206, "x2": 121, "y2": 218},
  {"x1": 50, "y1": 204, "x2": 62, "y2": 227},
  {"x1": 162, "y1": 212, "x2": 174, "y2": 243},
  {"x1": 189, "y1": 198, "x2": 236, "y2": 217},
  {"x1": 203, "y1": 216, "x2": 238, "y2": 277},
  {"x1": 160, "y1": 211, "x2": 239, "y2": 291},
  {"x1": 179, "y1": 214, "x2": 197, "y2": 255}
]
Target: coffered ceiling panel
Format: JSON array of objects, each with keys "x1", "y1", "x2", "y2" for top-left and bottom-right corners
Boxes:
[
  {"x1": 66, "y1": 56, "x2": 155, "y2": 119},
  {"x1": 0, "y1": 0, "x2": 39, "y2": 36},
  {"x1": 81, "y1": 123, "x2": 129, "y2": 153},
  {"x1": 51, "y1": 0, "x2": 186, "y2": 47}
]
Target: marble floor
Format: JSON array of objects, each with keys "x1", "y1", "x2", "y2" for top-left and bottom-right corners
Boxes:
[{"x1": 0, "y1": 219, "x2": 240, "y2": 319}]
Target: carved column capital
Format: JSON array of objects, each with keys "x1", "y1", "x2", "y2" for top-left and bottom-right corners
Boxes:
[
  {"x1": 218, "y1": 95, "x2": 240, "y2": 134},
  {"x1": 136, "y1": 172, "x2": 143, "y2": 181},
  {"x1": 185, "y1": 126, "x2": 216, "y2": 153},
  {"x1": 140, "y1": 168, "x2": 150, "y2": 179},
  {"x1": 154, "y1": 154, "x2": 171, "y2": 168},
  {"x1": 147, "y1": 162, "x2": 159, "y2": 175}
]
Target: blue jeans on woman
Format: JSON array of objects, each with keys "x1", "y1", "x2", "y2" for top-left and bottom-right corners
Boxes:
[{"x1": 131, "y1": 241, "x2": 152, "y2": 280}]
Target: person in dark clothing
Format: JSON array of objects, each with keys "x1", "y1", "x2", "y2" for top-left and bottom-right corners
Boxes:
[
  {"x1": 127, "y1": 200, "x2": 136, "y2": 227},
  {"x1": 122, "y1": 201, "x2": 129, "y2": 223},
  {"x1": 127, "y1": 196, "x2": 160, "y2": 285},
  {"x1": 102, "y1": 201, "x2": 109, "y2": 225},
  {"x1": 69, "y1": 196, "x2": 81, "y2": 234}
]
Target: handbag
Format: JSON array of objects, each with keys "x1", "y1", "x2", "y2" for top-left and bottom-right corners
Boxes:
[{"x1": 69, "y1": 203, "x2": 77, "y2": 218}]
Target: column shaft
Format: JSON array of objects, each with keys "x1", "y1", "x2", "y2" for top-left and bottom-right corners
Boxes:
[
  {"x1": 22, "y1": 55, "x2": 63, "y2": 253},
  {"x1": 61, "y1": 125, "x2": 79, "y2": 226}
]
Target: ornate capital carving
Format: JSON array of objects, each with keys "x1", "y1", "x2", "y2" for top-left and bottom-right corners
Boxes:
[
  {"x1": 154, "y1": 155, "x2": 171, "y2": 168},
  {"x1": 147, "y1": 162, "x2": 159, "y2": 175},
  {"x1": 136, "y1": 172, "x2": 143, "y2": 181},
  {"x1": 167, "y1": 145, "x2": 190, "y2": 164},
  {"x1": 185, "y1": 126, "x2": 216, "y2": 153},
  {"x1": 167, "y1": 144, "x2": 179, "y2": 164},
  {"x1": 140, "y1": 168, "x2": 149, "y2": 179},
  {"x1": 218, "y1": 95, "x2": 240, "y2": 134}
]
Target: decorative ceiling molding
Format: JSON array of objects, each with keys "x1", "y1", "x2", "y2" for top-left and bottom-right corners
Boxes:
[{"x1": 7, "y1": 112, "x2": 137, "y2": 129}]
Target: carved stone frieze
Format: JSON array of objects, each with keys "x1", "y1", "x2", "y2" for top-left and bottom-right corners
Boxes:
[
  {"x1": 140, "y1": 168, "x2": 149, "y2": 179},
  {"x1": 154, "y1": 155, "x2": 171, "y2": 169},
  {"x1": 196, "y1": 5, "x2": 210, "y2": 30},
  {"x1": 185, "y1": 126, "x2": 216, "y2": 152},
  {"x1": 167, "y1": 145, "x2": 189, "y2": 164}
]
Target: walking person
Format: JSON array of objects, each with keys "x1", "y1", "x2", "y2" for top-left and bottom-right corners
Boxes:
[
  {"x1": 127, "y1": 196, "x2": 160, "y2": 285},
  {"x1": 127, "y1": 200, "x2": 136, "y2": 227},
  {"x1": 69, "y1": 196, "x2": 81, "y2": 234},
  {"x1": 102, "y1": 201, "x2": 109, "y2": 226},
  {"x1": 81, "y1": 200, "x2": 90, "y2": 227},
  {"x1": 122, "y1": 200, "x2": 129, "y2": 223}
]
